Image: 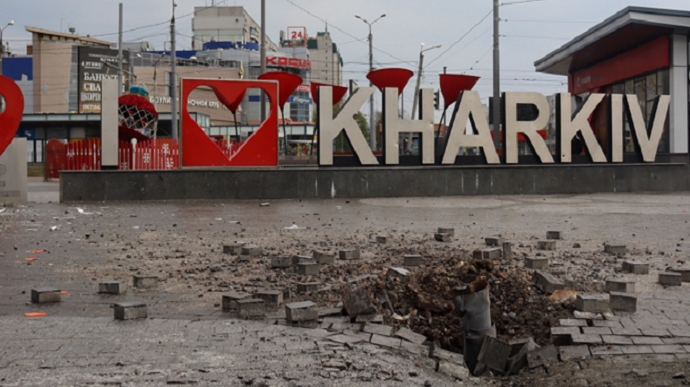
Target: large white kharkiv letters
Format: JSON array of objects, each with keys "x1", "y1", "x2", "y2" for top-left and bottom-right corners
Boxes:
[
  {"x1": 384, "y1": 88, "x2": 435, "y2": 164},
  {"x1": 557, "y1": 93, "x2": 607, "y2": 163},
  {"x1": 609, "y1": 94, "x2": 624, "y2": 163},
  {"x1": 442, "y1": 91, "x2": 500, "y2": 164},
  {"x1": 625, "y1": 94, "x2": 671, "y2": 162},
  {"x1": 318, "y1": 86, "x2": 378, "y2": 166}
]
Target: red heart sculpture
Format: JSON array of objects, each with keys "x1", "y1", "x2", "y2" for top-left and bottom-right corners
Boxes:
[
  {"x1": 181, "y1": 78, "x2": 279, "y2": 167},
  {"x1": 0, "y1": 75, "x2": 25, "y2": 156}
]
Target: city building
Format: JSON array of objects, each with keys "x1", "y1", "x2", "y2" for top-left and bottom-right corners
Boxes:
[
  {"x1": 535, "y1": 6, "x2": 690, "y2": 162},
  {"x1": 191, "y1": 6, "x2": 277, "y2": 52},
  {"x1": 307, "y1": 31, "x2": 343, "y2": 87}
]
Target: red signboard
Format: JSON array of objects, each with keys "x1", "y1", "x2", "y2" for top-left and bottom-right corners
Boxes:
[
  {"x1": 266, "y1": 56, "x2": 312, "y2": 70},
  {"x1": 571, "y1": 36, "x2": 669, "y2": 95}
]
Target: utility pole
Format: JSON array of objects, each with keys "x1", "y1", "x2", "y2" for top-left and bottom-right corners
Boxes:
[
  {"x1": 367, "y1": 28, "x2": 375, "y2": 150},
  {"x1": 492, "y1": 0, "x2": 501, "y2": 150},
  {"x1": 260, "y1": 0, "x2": 266, "y2": 122},
  {"x1": 118, "y1": 3, "x2": 123, "y2": 97},
  {"x1": 171, "y1": 1, "x2": 178, "y2": 140},
  {"x1": 409, "y1": 43, "x2": 441, "y2": 153}
]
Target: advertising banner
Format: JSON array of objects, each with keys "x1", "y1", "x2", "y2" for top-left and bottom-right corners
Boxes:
[{"x1": 78, "y1": 47, "x2": 130, "y2": 113}]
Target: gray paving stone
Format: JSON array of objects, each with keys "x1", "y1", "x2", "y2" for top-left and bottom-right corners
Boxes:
[
  {"x1": 658, "y1": 272, "x2": 682, "y2": 286},
  {"x1": 590, "y1": 346, "x2": 624, "y2": 356},
  {"x1": 639, "y1": 328, "x2": 671, "y2": 337},
  {"x1": 400, "y1": 341, "x2": 427, "y2": 356},
  {"x1": 662, "y1": 337, "x2": 690, "y2": 345},
  {"x1": 611, "y1": 326, "x2": 643, "y2": 336},
  {"x1": 622, "y1": 261, "x2": 649, "y2": 274},
  {"x1": 620, "y1": 345, "x2": 654, "y2": 354},
  {"x1": 601, "y1": 335, "x2": 633, "y2": 345},
  {"x1": 370, "y1": 334, "x2": 401, "y2": 349},
  {"x1": 631, "y1": 336, "x2": 664, "y2": 345},
  {"x1": 525, "y1": 257, "x2": 549, "y2": 269},
  {"x1": 668, "y1": 327, "x2": 690, "y2": 338},
  {"x1": 550, "y1": 326, "x2": 580, "y2": 345},
  {"x1": 650, "y1": 345, "x2": 687, "y2": 354},
  {"x1": 592, "y1": 320, "x2": 623, "y2": 328},
  {"x1": 576, "y1": 294, "x2": 610, "y2": 313},
  {"x1": 582, "y1": 327, "x2": 612, "y2": 335},
  {"x1": 362, "y1": 324, "x2": 392, "y2": 337},
  {"x1": 559, "y1": 319, "x2": 588, "y2": 327},
  {"x1": 571, "y1": 334, "x2": 602, "y2": 345},
  {"x1": 395, "y1": 327, "x2": 427, "y2": 345}
]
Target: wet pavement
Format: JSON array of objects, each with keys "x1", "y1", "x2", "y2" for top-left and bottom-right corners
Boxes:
[{"x1": 1, "y1": 187, "x2": 690, "y2": 386}]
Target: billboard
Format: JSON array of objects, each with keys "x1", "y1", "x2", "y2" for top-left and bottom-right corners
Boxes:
[{"x1": 78, "y1": 47, "x2": 130, "y2": 113}]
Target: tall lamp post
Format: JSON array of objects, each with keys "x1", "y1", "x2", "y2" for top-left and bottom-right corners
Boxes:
[
  {"x1": 355, "y1": 13, "x2": 386, "y2": 151},
  {"x1": 408, "y1": 43, "x2": 441, "y2": 153},
  {"x1": 170, "y1": 1, "x2": 178, "y2": 140},
  {"x1": 0, "y1": 20, "x2": 15, "y2": 58}
]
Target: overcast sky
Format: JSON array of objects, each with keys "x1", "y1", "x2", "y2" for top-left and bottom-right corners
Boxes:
[{"x1": 3, "y1": 0, "x2": 689, "y2": 115}]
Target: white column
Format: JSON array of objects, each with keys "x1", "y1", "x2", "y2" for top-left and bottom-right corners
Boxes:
[
  {"x1": 101, "y1": 78, "x2": 119, "y2": 169},
  {"x1": 0, "y1": 138, "x2": 28, "y2": 204},
  {"x1": 669, "y1": 34, "x2": 688, "y2": 154}
]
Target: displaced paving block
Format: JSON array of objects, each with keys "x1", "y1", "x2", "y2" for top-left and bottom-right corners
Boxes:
[
  {"x1": 550, "y1": 326, "x2": 580, "y2": 346},
  {"x1": 387, "y1": 267, "x2": 410, "y2": 280},
  {"x1": 570, "y1": 334, "x2": 603, "y2": 345},
  {"x1": 241, "y1": 245, "x2": 263, "y2": 256},
  {"x1": 297, "y1": 282, "x2": 320, "y2": 294},
  {"x1": 223, "y1": 243, "x2": 244, "y2": 255},
  {"x1": 370, "y1": 334, "x2": 402, "y2": 348},
  {"x1": 477, "y1": 336, "x2": 512, "y2": 375},
  {"x1": 430, "y1": 345, "x2": 464, "y2": 363},
  {"x1": 527, "y1": 344, "x2": 558, "y2": 369},
  {"x1": 339, "y1": 249, "x2": 360, "y2": 260},
  {"x1": 482, "y1": 248, "x2": 502, "y2": 260},
  {"x1": 222, "y1": 292, "x2": 251, "y2": 310},
  {"x1": 508, "y1": 337, "x2": 536, "y2": 356},
  {"x1": 668, "y1": 268, "x2": 690, "y2": 282},
  {"x1": 395, "y1": 327, "x2": 427, "y2": 345},
  {"x1": 485, "y1": 237, "x2": 503, "y2": 247},
  {"x1": 604, "y1": 244, "x2": 627, "y2": 255},
  {"x1": 114, "y1": 301, "x2": 147, "y2": 320},
  {"x1": 533, "y1": 270, "x2": 565, "y2": 294},
  {"x1": 537, "y1": 240, "x2": 556, "y2": 251},
  {"x1": 31, "y1": 287, "x2": 61, "y2": 303},
  {"x1": 437, "y1": 361, "x2": 469, "y2": 380},
  {"x1": 271, "y1": 256, "x2": 291, "y2": 268},
  {"x1": 363, "y1": 323, "x2": 393, "y2": 336},
  {"x1": 283, "y1": 287, "x2": 293, "y2": 301},
  {"x1": 502, "y1": 242, "x2": 512, "y2": 260},
  {"x1": 559, "y1": 319, "x2": 588, "y2": 327},
  {"x1": 401, "y1": 341, "x2": 427, "y2": 356},
  {"x1": 659, "y1": 272, "x2": 682, "y2": 286},
  {"x1": 559, "y1": 345, "x2": 591, "y2": 361},
  {"x1": 507, "y1": 339, "x2": 539, "y2": 375},
  {"x1": 98, "y1": 280, "x2": 127, "y2": 295},
  {"x1": 291, "y1": 255, "x2": 314, "y2": 265},
  {"x1": 605, "y1": 279, "x2": 635, "y2": 293},
  {"x1": 403, "y1": 254, "x2": 422, "y2": 267},
  {"x1": 356, "y1": 314, "x2": 384, "y2": 324},
  {"x1": 546, "y1": 231, "x2": 562, "y2": 240},
  {"x1": 342, "y1": 287, "x2": 375, "y2": 317},
  {"x1": 313, "y1": 251, "x2": 335, "y2": 265},
  {"x1": 296, "y1": 262, "x2": 320, "y2": 276},
  {"x1": 237, "y1": 298, "x2": 265, "y2": 320},
  {"x1": 525, "y1": 257, "x2": 549, "y2": 269},
  {"x1": 255, "y1": 290, "x2": 283, "y2": 308},
  {"x1": 286, "y1": 301, "x2": 318, "y2": 322},
  {"x1": 376, "y1": 235, "x2": 389, "y2": 244},
  {"x1": 133, "y1": 275, "x2": 158, "y2": 289},
  {"x1": 575, "y1": 294, "x2": 610, "y2": 313},
  {"x1": 435, "y1": 233, "x2": 450, "y2": 242},
  {"x1": 622, "y1": 260, "x2": 649, "y2": 274},
  {"x1": 438, "y1": 227, "x2": 455, "y2": 237}
]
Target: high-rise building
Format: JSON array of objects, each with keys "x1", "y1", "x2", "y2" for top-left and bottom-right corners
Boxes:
[
  {"x1": 192, "y1": 6, "x2": 277, "y2": 52},
  {"x1": 307, "y1": 31, "x2": 343, "y2": 86}
]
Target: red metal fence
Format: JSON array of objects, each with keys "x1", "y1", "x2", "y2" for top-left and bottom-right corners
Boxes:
[{"x1": 47, "y1": 138, "x2": 242, "y2": 177}]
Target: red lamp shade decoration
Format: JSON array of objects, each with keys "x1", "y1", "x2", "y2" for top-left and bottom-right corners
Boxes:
[
  {"x1": 310, "y1": 82, "x2": 348, "y2": 105},
  {"x1": 258, "y1": 71, "x2": 303, "y2": 108},
  {"x1": 439, "y1": 74, "x2": 480, "y2": 108},
  {"x1": 366, "y1": 68, "x2": 414, "y2": 95}
]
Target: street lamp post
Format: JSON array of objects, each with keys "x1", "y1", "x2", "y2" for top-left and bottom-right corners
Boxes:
[
  {"x1": 408, "y1": 43, "x2": 441, "y2": 153},
  {"x1": 355, "y1": 13, "x2": 386, "y2": 151},
  {"x1": 492, "y1": 0, "x2": 501, "y2": 151},
  {"x1": 170, "y1": 1, "x2": 178, "y2": 140},
  {"x1": 0, "y1": 20, "x2": 15, "y2": 58}
]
